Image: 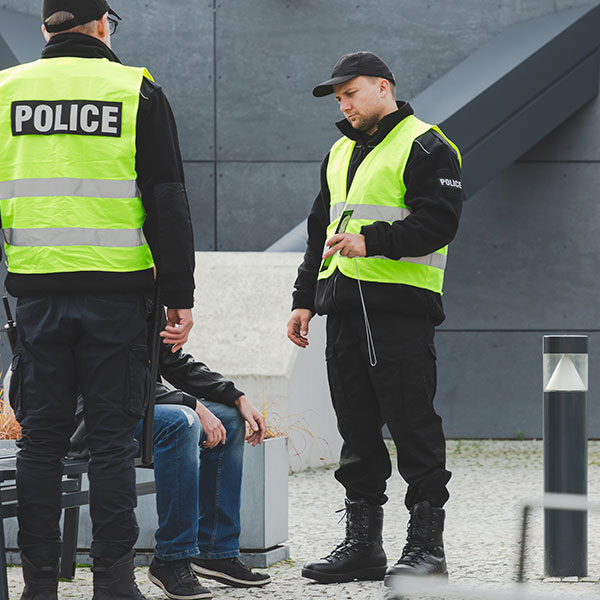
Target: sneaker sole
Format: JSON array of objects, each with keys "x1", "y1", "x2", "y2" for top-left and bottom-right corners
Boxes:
[
  {"x1": 301, "y1": 566, "x2": 387, "y2": 583},
  {"x1": 148, "y1": 571, "x2": 212, "y2": 599},
  {"x1": 190, "y1": 564, "x2": 271, "y2": 588},
  {"x1": 383, "y1": 570, "x2": 449, "y2": 588}
]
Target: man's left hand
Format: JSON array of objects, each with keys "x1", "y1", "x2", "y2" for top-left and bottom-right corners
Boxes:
[
  {"x1": 235, "y1": 395, "x2": 267, "y2": 446},
  {"x1": 322, "y1": 233, "x2": 366, "y2": 260}
]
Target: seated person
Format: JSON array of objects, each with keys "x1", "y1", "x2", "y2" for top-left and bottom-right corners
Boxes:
[
  {"x1": 63, "y1": 311, "x2": 271, "y2": 600},
  {"x1": 142, "y1": 329, "x2": 271, "y2": 599}
]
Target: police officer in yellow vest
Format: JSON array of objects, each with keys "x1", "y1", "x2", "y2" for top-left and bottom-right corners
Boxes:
[
  {"x1": 0, "y1": 1, "x2": 197, "y2": 598},
  {"x1": 287, "y1": 52, "x2": 463, "y2": 587}
]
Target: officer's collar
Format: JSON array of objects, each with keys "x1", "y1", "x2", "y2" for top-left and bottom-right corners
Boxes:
[
  {"x1": 41, "y1": 32, "x2": 122, "y2": 64},
  {"x1": 335, "y1": 101, "x2": 414, "y2": 146}
]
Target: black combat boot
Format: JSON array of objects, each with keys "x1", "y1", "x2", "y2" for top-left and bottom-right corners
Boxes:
[
  {"x1": 302, "y1": 498, "x2": 387, "y2": 583},
  {"x1": 384, "y1": 500, "x2": 447, "y2": 586},
  {"x1": 92, "y1": 551, "x2": 146, "y2": 600},
  {"x1": 20, "y1": 554, "x2": 58, "y2": 600}
]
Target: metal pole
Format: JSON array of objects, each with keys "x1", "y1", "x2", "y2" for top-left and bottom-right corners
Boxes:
[
  {"x1": 142, "y1": 286, "x2": 161, "y2": 466},
  {"x1": 543, "y1": 335, "x2": 588, "y2": 577}
]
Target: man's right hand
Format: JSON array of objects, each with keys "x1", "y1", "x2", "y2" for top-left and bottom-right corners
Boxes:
[
  {"x1": 195, "y1": 401, "x2": 227, "y2": 449},
  {"x1": 287, "y1": 308, "x2": 313, "y2": 348},
  {"x1": 161, "y1": 308, "x2": 194, "y2": 352}
]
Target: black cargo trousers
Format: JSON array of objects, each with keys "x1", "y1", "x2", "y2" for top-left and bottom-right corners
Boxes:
[
  {"x1": 9, "y1": 294, "x2": 151, "y2": 562},
  {"x1": 326, "y1": 311, "x2": 451, "y2": 509}
]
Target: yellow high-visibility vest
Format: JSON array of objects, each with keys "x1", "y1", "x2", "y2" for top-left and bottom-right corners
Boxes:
[
  {"x1": 0, "y1": 56, "x2": 154, "y2": 274},
  {"x1": 318, "y1": 114, "x2": 461, "y2": 294}
]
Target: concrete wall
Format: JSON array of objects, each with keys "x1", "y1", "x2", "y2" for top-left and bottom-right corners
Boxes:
[
  {"x1": 0, "y1": 1, "x2": 599, "y2": 440},
  {"x1": 437, "y1": 90, "x2": 600, "y2": 438},
  {"x1": 0, "y1": 0, "x2": 595, "y2": 250},
  {"x1": 186, "y1": 252, "x2": 341, "y2": 472}
]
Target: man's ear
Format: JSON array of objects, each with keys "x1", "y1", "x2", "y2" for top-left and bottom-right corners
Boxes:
[
  {"x1": 41, "y1": 24, "x2": 51, "y2": 42},
  {"x1": 97, "y1": 13, "x2": 108, "y2": 38}
]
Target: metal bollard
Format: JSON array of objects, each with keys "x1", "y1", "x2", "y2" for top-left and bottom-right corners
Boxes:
[{"x1": 542, "y1": 335, "x2": 588, "y2": 577}]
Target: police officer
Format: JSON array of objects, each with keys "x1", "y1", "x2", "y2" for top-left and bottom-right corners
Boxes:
[
  {"x1": 0, "y1": 1, "x2": 195, "y2": 598},
  {"x1": 287, "y1": 52, "x2": 463, "y2": 587}
]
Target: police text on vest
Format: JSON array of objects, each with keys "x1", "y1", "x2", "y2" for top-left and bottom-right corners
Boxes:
[{"x1": 11, "y1": 100, "x2": 122, "y2": 137}]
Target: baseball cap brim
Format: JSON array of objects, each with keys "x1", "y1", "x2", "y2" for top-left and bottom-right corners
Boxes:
[
  {"x1": 108, "y1": 7, "x2": 121, "y2": 20},
  {"x1": 312, "y1": 74, "x2": 358, "y2": 98}
]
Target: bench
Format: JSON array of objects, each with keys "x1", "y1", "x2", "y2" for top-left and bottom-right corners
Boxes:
[{"x1": 0, "y1": 450, "x2": 155, "y2": 600}]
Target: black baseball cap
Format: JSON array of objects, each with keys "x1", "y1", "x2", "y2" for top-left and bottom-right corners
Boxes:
[
  {"x1": 42, "y1": 0, "x2": 121, "y2": 33},
  {"x1": 312, "y1": 51, "x2": 395, "y2": 98}
]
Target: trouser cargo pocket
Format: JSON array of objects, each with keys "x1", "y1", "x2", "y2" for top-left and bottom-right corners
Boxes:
[
  {"x1": 8, "y1": 351, "x2": 24, "y2": 422},
  {"x1": 126, "y1": 344, "x2": 151, "y2": 418}
]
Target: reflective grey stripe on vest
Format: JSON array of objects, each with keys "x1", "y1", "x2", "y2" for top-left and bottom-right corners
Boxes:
[
  {"x1": 0, "y1": 178, "x2": 138, "y2": 200},
  {"x1": 330, "y1": 203, "x2": 411, "y2": 223},
  {"x1": 3, "y1": 227, "x2": 146, "y2": 248},
  {"x1": 373, "y1": 252, "x2": 447, "y2": 271}
]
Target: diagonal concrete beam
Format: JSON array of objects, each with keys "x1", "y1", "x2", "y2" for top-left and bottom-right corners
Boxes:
[{"x1": 267, "y1": 1, "x2": 600, "y2": 252}]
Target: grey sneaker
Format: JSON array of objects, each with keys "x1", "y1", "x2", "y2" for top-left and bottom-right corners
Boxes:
[{"x1": 190, "y1": 556, "x2": 271, "y2": 588}]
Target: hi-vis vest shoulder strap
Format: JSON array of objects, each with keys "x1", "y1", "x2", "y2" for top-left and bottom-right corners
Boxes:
[
  {"x1": 318, "y1": 115, "x2": 461, "y2": 294},
  {"x1": 0, "y1": 57, "x2": 154, "y2": 274}
]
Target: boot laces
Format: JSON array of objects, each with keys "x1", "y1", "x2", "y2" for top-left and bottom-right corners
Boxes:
[
  {"x1": 322, "y1": 504, "x2": 371, "y2": 562},
  {"x1": 397, "y1": 515, "x2": 438, "y2": 566},
  {"x1": 174, "y1": 560, "x2": 198, "y2": 584}
]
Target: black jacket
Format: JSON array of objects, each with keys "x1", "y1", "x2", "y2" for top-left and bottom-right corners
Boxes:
[
  {"x1": 4, "y1": 34, "x2": 196, "y2": 309},
  {"x1": 155, "y1": 339, "x2": 244, "y2": 411},
  {"x1": 292, "y1": 102, "x2": 463, "y2": 325}
]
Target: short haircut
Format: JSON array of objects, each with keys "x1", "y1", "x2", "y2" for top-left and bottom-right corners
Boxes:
[
  {"x1": 44, "y1": 10, "x2": 98, "y2": 35},
  {"x1": 365, "y1": 75, "x2": 397, "y2": 98}
]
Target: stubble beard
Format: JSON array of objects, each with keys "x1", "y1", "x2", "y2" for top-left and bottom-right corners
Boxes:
[{"x1": 351, "y1": 112, "x2": 379, "y2": 134}]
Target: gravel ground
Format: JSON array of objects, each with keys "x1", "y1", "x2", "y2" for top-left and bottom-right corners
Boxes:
[{"x1": 7, "y1": 440, "x2": 600, "y2": 599}]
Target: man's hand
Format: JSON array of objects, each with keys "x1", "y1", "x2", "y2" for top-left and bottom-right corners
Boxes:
[
  {"x1": 287, "y1": 308, "x2": 313, "y2": 348},
  {"x1": 161, "y1": 308, "x2": 194, "y2": 352},
  {"x1": 195, "y1": 401, "x2": 227, "y2": 449},
  {"x1": 322, "y1": 233, "x2": 366, "y2": 260},
  {"x1": 235, "y1": 395, "x2": 267, "y2": 446}
]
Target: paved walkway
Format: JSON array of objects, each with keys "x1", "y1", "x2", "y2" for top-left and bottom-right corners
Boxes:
[{"x1": 7, "y1": 440, "x2": 600, "y2": 599}]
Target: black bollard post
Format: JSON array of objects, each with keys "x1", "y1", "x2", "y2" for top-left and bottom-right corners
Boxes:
[{"x1": 543, "y1": 335, "x2": 588, "y2": 577}]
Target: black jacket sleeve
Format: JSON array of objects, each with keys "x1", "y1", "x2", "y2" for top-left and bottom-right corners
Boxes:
[
  {"x1": 136, "y1": 78, "x2": 196, "y2": 309},
  {"x1": 154, "y1": 383, "x2": 197, "y2": 410},
  {"x1": 158, "y1": 340, "x2": 244, "y2": 408},
  {"x1": 291, "y1": 154, "x2": 330, "y2": 312},
  {"x1": 360, "y1": 131, "x2": 463, "y2": 258}
]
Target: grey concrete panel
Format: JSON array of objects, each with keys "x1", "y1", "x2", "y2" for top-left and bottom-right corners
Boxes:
[
  {"x1": 521, "y1": 83, "x2": 600, "y2": 162},
  {"x1": 110, "y1": 1, "x2": 214, "y2": 162},
  {"x1": 441, "y1": 161, "x2": 600, "y2": 331},
  {"x1": 215, "y1": 0, "x2": 595, "y2": 162},
  {"x1": 0, "y1": 24, "x2": 17, "y2": 71},
  {"x1": 414, "y1": 3, "x2": 600, "y2": 146},
  {"x1": 436, "y1": 331, "x2": 600, "y2": 439},
  {"x1": 216, "y1": 162, "x2": 320, "y2": 251},
  {"x1": 0, "y1": 7, "x2": 43, "y2": 64},
  {"x1": 183, "y1": 162, "x2": 215, "y2": 251},
  {"x1": 0, "y1": 0, "x2": 38, "y2": 15}
]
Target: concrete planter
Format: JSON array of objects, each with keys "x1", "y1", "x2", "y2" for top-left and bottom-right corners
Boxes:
[
  {"x1": 3, "y1": 437, "x2": 290, "y2": 567},
  {"x1": 239, "y1": 436, "x2": 289, "y2": 567},
  {"x1": 239, "y1": 436, "x2": 288, "y2": 549}
]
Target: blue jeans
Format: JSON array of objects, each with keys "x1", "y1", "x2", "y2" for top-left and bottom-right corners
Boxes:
[{"x1": 135, "y1": 401, "x2": 245, "y2": 561}]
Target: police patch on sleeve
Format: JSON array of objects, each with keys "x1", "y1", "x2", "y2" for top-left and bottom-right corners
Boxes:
[
  {"x1": 439, "y1": 177, "x2": 462, "y2": 190},
  {"x1": 11, "y1": 100, "x2": 122, "y2": 137}
]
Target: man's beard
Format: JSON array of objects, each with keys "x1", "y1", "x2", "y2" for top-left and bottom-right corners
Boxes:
[{"x1": 352, "y1": 113, "x2": 378, "y2": 133}]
